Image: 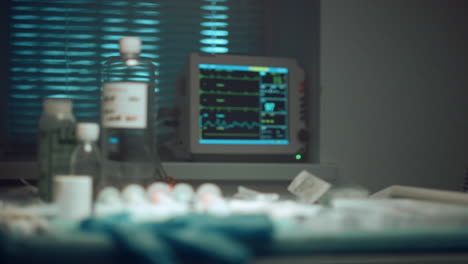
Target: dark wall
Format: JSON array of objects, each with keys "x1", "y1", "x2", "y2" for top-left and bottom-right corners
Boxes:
[{"x1": 319, "y1": 0, "x2": 468, "y2": 191}]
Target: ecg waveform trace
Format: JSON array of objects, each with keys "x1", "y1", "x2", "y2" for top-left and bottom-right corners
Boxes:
[
  {"x1": 202, "y1": 119, "x2": 260, "y2": 130},
  {"x1": 199, "y1": 67, "x2": 288, "y2": 141}
]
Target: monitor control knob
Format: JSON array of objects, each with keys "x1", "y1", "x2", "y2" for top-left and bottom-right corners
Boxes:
[{"x1": 298, "y1": 129, "x2": 309, "y2": 142}]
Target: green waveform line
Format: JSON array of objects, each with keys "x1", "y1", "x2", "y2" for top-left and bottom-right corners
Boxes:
[
  {"x1": 200, "y1": 90, "x2": 259, "y2": 96},
  {"x1": 199, "y1": 74, "x2": 260, "y2": 81},
  {"x1": 200, "y1": 105, "x2": 259, "y2": 112},
  {"x1": 204, "y1": 133, "x2": 259, "y2": 137},
  {"x1": 203, "y1": 119, "x2": 259, "y2": 130}
]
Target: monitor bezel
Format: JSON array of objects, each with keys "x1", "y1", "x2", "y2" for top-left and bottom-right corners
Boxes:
[{"x1": 188, "y1": 53, "x2": 304, "y2": 155}]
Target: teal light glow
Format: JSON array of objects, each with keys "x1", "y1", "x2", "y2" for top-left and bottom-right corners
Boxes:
[
  {"x1": 36, "y1": 66, "x2": 96, "y2": 74},
  {"x1": 12, "y1": 15, "x2": 38, "y2": 20},
  {"x1": 11, "y1": 85, "x2": 36, "y2": 90},
  {"x1": 142, "y1": 44, "x2": 160, "y2": 50},
  {"x1": 140, "y1": 53, "x2": 160, "y2": 60},
  {"x1": 101, "y1": 52, "x2": 120, "y2": 58},
  {"x1": 134, "y1": 28, "x2": 160, "y2": 34},
  {"x1": 135, "y1": 2, "x2": 159, "y2": 7},
  {"x1": 295, "y1": 154, "x2": 302, "y2": 160},
  {"x1": 105, "y1": 1, "x2": 128, "y2": 6},
  {"x1": 201, "y1": 22, "x2": 228, "y2": 28},
  {"x1": 200, "y1": 38, "x2": 228, "y2": 45},
  {"x1": 40, "y1": 94, "x2": 98, "y2": 100},
  {"x1": 12, "y1": 24, "x2": 37, "y2": 29},
  {"x1": 71, "y1": 61, "x2": 97, "y2": 66},
  {"x1": 101, "y1": 43, "x2": 119, "y2": 49},
  {"x1": 73, "y1": 103, "x2": 100, "y2": 108},
  {"x1": 139, "y1": 36, "x2": 160, "y2": 42},
  {"x1": 101, "y1": 35, "x2": 122, "y2": 41},
  {"x1": 43, "y1": 16, "x2": 95, "y2": 22},
  {"x1": 42, "y1": 7, "x2": 85, "y2": 12},
  {"x1": 200, "y1": 47, "x2": 228, "y2": 53},
  {"x1": 134, "y1": 19, "x2": 159, "y2": 25},
  {"x1": 12, "y1": 41, "x2": 38, "y2": 47},
  {"x1": 41, "y1": 51, "x2": 96, "y2": 56},
  {"x1": 18, "y1": 77, "x2": 96, "y2": 83},
  {"x1": 41, "y1": 33, "x2": 94, "y2": 39},
  {"x1": 203, "y1": 14, "x2": 228, "y2": 20},
  {"x1": 13, "y1": 32, "x2": 38, "y2": 37},
  {"x1": 102, "y1": 27, "x2": 128, "y2": 32},
  {"x1": 201, "y1": 30, "x2": 228, "y2": 37},
  {"x1": 103, "y1": 18, "x2": 127, "y2": 23},
  {"x1": 66, "y1": 42, "x2": 97, "y2": 48},
  {"x1": 12, "y1": 68, "x2": 37, "y2": 73},
  {"x1": 201, "y1": 5, "x2": 229, "y2": 11}
]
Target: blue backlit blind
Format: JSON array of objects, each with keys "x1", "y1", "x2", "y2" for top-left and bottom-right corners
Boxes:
[{"x1": 7, "y1": 0, "x2": 264, "y2": 149}]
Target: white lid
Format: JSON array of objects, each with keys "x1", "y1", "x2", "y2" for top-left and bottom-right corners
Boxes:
[
  {"x1": 96, "y1": 186, "x2": 122, "y2": 205},
  {"x1": 119, "y1": 36, "x2": 142, "y2": 54},
  {"x1": 122, "y1": 184, "x2": 147, "y2": 204},
  {"x1": 43, "y1": 98, "x2": 72, "y2": 115},
  {"x1": 76, "y1": 122, "x2": 100, "y2": 142},
  {"x1": 173, "y1": 183, "x2": 195, "y2": 202},
  {"x1": 197, "y1": 183, "x2": 222, "y2": 197}
]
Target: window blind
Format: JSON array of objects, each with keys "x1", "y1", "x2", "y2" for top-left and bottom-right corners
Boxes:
[{"x1": 6, "y1": 0, "x2": 265, "y2": 155}]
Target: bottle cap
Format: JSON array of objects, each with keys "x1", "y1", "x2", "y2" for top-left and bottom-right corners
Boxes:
[
  {"x1": 197, "y1": 183, "x2": 222, "y2": 198},
  {"x1": 96, "y1": 186, "x2": 122, "y2": 205},
  {"x1": 43, "y1": 98, "x2": 72, "y2": 115},
  {"x1": 147, "y1": 182, "x2": 171, "y2": 204},
  {"x1": 173, "y1": 183, "x2": 194, "y2": 203},
  {"x1": 119, "y1": 36, "x2": 141, "y2": 54},
  {"x1": 122, "y1": 184, "x2": 147, "y2": 204},
  {"x1": 76, "y1": 122, "x2": 100, "y2": 142}
]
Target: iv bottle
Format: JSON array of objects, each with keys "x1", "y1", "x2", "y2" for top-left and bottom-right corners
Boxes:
[
  {"x1": 100, "y1": 36, "x2": 166, "y2": 188},
  {"x1": 38, "y1": 98, "x2": 76, "y2": 201},
  {"x1": 70, "y1": 123, "x2": 102, "y2": 197}
]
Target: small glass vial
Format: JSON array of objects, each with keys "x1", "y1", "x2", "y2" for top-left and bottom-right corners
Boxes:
[{"x1": 70, "y1": 123, "x2": 102, "y2": 198}]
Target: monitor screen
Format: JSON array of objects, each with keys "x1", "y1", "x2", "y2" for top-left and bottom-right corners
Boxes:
[
  {"x1": 177, "y1": 53, "x2": 307, "y2": 161},
  {"x1": 198, "y1": 63, "x2": 289, "y2": 145}
]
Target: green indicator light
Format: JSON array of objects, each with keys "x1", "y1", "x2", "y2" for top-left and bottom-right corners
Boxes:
[{"x1": 295, "y1": 154, "x2": 302, "y2": 160}]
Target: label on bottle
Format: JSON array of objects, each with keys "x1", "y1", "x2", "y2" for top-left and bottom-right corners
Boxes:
[{"x1": 102, "y1": 82, "x2": 148, "y2": 129}]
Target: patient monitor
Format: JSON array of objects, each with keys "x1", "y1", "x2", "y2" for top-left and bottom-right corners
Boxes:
[{"x1": 175, "y1": 53, "x2": 308, "y2": 162}]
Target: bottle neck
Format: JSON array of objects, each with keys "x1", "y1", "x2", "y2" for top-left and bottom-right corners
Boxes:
[
  {"x1": 79, "y1": 140, "x2": 97, "y2": 146},
  {"x1": 80, "y1": 141, "x2": 97, "y2": 152},
  {"x1": 121, "y1": 53, "x2": 139, "y2": 60}
]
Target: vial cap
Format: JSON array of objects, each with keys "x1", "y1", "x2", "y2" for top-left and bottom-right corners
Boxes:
[
  {"x1": 96, "y1": 187, "x2": 122, "y2": 205},
  {"x1": 173, "y1": 183, "x2": 195, "y2": 202},
  {"x1": 119, "y1": 36, "x2": 141, "y2": 54},
  {"x1": 76, "y1": 122, "x2": 100, "y2": 142},
  {"x1": 43, "y1": 98, "x2": 72, "y2": 115},
  {"x1": 197, "y1": 183, "x2": 222, "y2": 198},
  {"x1": 122, "y1": 184, "x2": 147, "y2": 204}
]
